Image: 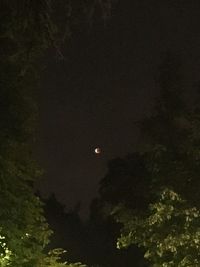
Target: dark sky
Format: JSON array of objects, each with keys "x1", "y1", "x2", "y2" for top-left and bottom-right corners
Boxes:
[{"x1": 36, "y1": 0, "x2": 200, "y2": 218}]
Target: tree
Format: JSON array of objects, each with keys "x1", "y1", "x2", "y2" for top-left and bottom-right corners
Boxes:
[
  {"x1": 0, "y1": 1, "x2": 114, "y2": 266},
  {"x1": 0, "y1": 46, "x2": 83, "y2": 266},
  {"x1": 97, "y1": 52, "x2": 200, "y2": 266},
  {"x1": 1, "y1": 0, "x2": 114, "y2": 63},
  {"x1": 117, "y1": 189, "x2": 200, "y2": 267},
  {"x1": 88, "y1": 199, "x2": 148, "y2": 267},
  {"x1": 43, "y1": 194, "x2": 86, "y2": 264}
]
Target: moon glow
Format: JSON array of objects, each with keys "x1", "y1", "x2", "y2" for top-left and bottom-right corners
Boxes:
[{"x1": 94, "y1": 147, "x2": 101, "y2": 154}]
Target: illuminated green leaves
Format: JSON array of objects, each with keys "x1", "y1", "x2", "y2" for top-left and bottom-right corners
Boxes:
[
  {"x1": 0, "y1": 234, "x2": 11, "y2": 267},
  {"x1": 117, "y1": 189, "x2": 200, "y2": 267}
]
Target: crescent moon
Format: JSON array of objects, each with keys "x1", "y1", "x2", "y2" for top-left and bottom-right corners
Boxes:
[{"x1": 95, "y1": 147, "x2": 101, "y2": 154}]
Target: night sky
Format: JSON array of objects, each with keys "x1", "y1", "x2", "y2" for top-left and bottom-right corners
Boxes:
[{"x1": 36, "y1": 0, "x2": 200, "y2": 218}]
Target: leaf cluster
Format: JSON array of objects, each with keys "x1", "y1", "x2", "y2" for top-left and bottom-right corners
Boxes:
[{"x1": 117, "y1": 189, "x2": 200, "y2": 267}]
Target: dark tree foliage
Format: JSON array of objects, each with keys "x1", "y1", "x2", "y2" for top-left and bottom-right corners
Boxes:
[
  {"x1": 0, "y1": 0, "x2": 114, "y2": 62},
  {"x1": 95, "y1": 52, "x2": 200, "y2": 266},
  {"x1": 99, "y1": 154, "x2": 152, "y2": 211},
  {"x1": 138, "y1": 53, "x2": 200, "y2": 207},
  {"x1": 88, "y1": 199, "x2": 148, "y2": 267},
  {"x1": 42, "y1": 194, "x2": 147, "y2": 267},
  {"x1": 43, "y1": 195, "x2": 86, "y2": 263},
  {"x1": 0, "y1": 1, "x2": 114, "y2": 266},
  {"x1": 99, "y1": 52, "x2": 200, "y2": 212}
]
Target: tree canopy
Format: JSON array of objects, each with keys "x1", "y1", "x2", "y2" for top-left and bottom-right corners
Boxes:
[{"x1": 96, "y1": 52, "x2": 200, "y2": 266}]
